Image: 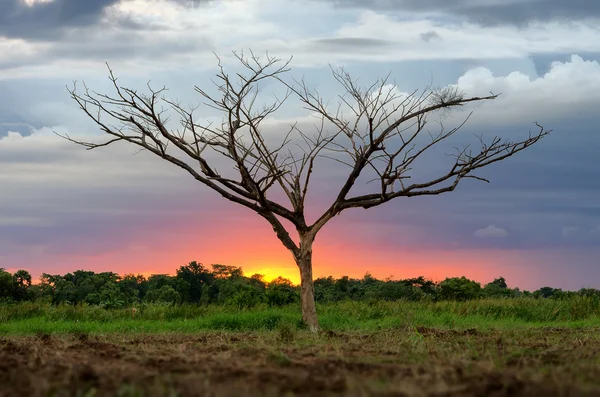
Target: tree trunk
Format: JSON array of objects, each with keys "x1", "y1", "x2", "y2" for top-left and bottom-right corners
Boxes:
[{"x1": 295, "y1": 234, "x2": 319, "y2": 333}]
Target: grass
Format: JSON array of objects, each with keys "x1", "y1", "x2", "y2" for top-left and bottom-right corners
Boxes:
[
  {"x1": 2, "y1": 326, "x2": 600, "y2": 396},
  {"x1": 1, "y1": 297, "x2": 600, "y2": 335},
  {"x1": 2, "y1": 298, "x2": 600, "y2": 395}
]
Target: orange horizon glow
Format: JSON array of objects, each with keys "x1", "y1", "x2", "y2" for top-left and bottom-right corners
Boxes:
[
  {"x1": 10, "y1": 246, "x2": 595, "y2": 291},
  {"x1": 5, "y1": 230, "x2": 564, "y2": 291},
  {"x1": 4, "y1": 209, "x2": 599, "y2": 291}
]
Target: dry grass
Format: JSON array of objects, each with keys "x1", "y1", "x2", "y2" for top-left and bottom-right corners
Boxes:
[{"x1": 1, "y1": 326, "x2": 599, "y2": 396}]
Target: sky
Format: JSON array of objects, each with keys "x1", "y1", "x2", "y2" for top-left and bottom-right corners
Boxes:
[{"x1": 0, "y1": 0, "x2": 599, "y2": 291}]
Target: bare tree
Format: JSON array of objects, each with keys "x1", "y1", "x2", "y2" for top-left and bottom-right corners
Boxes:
[{"x1": 61, "y1": 51, "x2": 550, "y2": 332}]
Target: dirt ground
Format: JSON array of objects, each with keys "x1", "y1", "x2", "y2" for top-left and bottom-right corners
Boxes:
[{"x1": 1, "y1": 327, "x2": 600, "y2": 396}]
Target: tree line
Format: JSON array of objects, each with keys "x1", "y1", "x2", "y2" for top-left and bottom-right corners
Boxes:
[{"x1": 1, "y1": 262, "x2": 596, "y2": 308}]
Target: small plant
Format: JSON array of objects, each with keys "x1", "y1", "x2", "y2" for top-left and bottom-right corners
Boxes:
[
  {"x1": 268, "y1": 350, "x2": 292, "y2": 367},
  {"x1": 277, "y1": 323, "x2": 295, "y2": 344}
]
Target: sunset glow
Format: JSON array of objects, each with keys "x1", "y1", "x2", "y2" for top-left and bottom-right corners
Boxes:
[{"x1": 1, "y1": 0, "x2": 600, "y2": 292}]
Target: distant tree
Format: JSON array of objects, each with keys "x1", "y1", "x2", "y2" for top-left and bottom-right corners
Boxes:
[
  {"x1": 147, "y1": 274, "x2": 174, "y2": 291},
  {"x1": 534, "y1": 286, "x2": 561, "y2": 299},
  {"x1": 227, "y1": 279, "x2": 266, "y2": 309},
  {"x1": 63, "y1": 52, "x2": 550, "y2": 331},
  {"x1": 119, "y1": 273, "x2": 146, "y2": 303},
  {"x1": 361, "y1": 272, "x2": 378, "y2": 286},
  {"x1": 40, "y1": 273, "x2": 77, "y2": 304},
  {"x1": 211, "y1": 264, "x2": 244, "y2": 279},
  {"x1": 0, "y1": 269, "x2": 15, "y2": 302},
  {"x1": 97, "y1": 282, "x2": 126, "y2": 309},
  {"x1": 439, "y1": 277, "x2": 482, "y2": 301},
  {"x1": 483, "y1": 276, "x2": 512, "y2": 298},
  {"x1": 249, "y1": 274, "x2": 267, "y2": 288},
  {"x1": 578, "y1": 288, "x2": 600, "y2": 298},
  {"x1": 369, "y1": 280, "x2": 423, "y2": 302},
  {"x1": 314, "y1": 276, "x2": 338, "y2": 303},
  {"x1": 489, "y1": 277, "x2": 508, "y2": 289},
  {"x1": 176, "y1": 261, "x2": 213, "y2": 304},
  {"x1": 12, "y1": 270, "x2": 32, "y2": 287},
  {"x1": 401, "y1": 276, "x2": 437, "y2": 297},
  {"x1": 265, "y1": 277, "x2": 299, "y2": 306},
  {"x1": 11, "y1": 269, "x2": 32, "y2": 301},
  {"x1": 145, "y1": 285, "x2": 181, "y2": 304}
]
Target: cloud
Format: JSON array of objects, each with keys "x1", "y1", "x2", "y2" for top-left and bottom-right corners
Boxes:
[
  {"x1": 3, "y1": 0, "x2": 600, "y2": 77},
  {"x1": 0, "y1": 126, "x2": 216, "y2": 254},
  {"x1": 0, "y1": 0, "x2": 122, "y2": 40},
  {"x1": 474, "y1": 225, "x2": 509, "y2": 238},
  {"x1": 0, "y1": 0, "x2": 276, "y2": 76},
  {"x1": 0, "y1": 0, "x2": 219, "y2": 40},
  {"x1": 320, "y1": 0, "x2": 600, "y2": 26},
  {"x1": 420, "y1": 30, "x2": 441, "y2": 42},
  {"x1": 306, "y1": 12, "x2": 600, "y2": 62},
  {"x1": 448, "y1": 54, "x2": 600, "y2": 125},
  {"x1": 590, "y1": 225, "x2": 600, "y2": 236},
  {"x1": 321, "y1": 54, "x2": 600, "y2": 138},
  {"x1": 309, "y1": 37, "x2": 395, "y2": 52}
]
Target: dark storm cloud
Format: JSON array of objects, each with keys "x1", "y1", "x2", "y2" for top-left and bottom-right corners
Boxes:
[
  {"x1": 0, "y1": 0, "x2": 212, "y2": 40},
  {"x1": 0, "y1": 0, "x2": 121, "y2": 39},
  {"x1": 323, "y1": 0, "x2": 599, "y2": 26}
]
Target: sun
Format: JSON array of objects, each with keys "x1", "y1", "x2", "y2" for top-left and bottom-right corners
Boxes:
[{"x1": 249, "y1": 266, "x2": 300, "y2": 285}]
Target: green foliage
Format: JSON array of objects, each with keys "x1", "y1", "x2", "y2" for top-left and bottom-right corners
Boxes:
[
  {"x1": 175, "y1": 261, "x2": 212, "y2": 303},
  {"x1": 0, "y1": 269, "x2": 33, "y2": 302},
  {"x1": 145, "y1": 285, "x2": 181, "y2": 304},
  {"x1": 534, "y1": 286, "x2": 563, "y2": 299},
  {"x1": 0, "y1": 263, "x2": 598, "y2": 310},
  {"x1": 266, "y1": 277, "x2": 299, "y2": 306},
  {"x1": 439, "y1": 277, "x2": 482, "y2": 301},
  {"x1": 1, "y1": 297, "x2": 600, "y2": 336}
]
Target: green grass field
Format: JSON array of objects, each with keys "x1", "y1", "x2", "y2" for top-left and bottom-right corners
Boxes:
[{"x1": 1, "y1": 297, "x2": 599, "y2": 335}]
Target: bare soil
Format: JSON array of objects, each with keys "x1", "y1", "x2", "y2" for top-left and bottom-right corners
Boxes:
[{"x1": 1, "y1": 327, "x2": 599, "y2": 396}]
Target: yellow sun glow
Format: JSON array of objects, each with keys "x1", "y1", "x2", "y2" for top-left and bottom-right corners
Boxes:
[{"x1": 250, "y1": 266, "x2": 300, "y2": 285}]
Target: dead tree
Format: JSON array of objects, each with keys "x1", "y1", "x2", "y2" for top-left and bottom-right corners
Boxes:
[{"x1": 61, "y1": 51, "x2": 550, "y2": 332}]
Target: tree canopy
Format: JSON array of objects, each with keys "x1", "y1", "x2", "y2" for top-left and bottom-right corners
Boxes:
[{"x1": 0, "y1": 263, "x2": 593, "y2": 307}]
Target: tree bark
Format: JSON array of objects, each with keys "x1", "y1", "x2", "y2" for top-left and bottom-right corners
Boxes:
[{"x1": 295, "y1": 234, "x2": 319, "y2": 333}]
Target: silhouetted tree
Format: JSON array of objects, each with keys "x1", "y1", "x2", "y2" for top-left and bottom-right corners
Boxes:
[
  {"x1": 0, "y1": 269, "x2": 15, "y2": 302},
  {"x1": 176, "y1": 261, "x2": 213, "y2": 304},
  {"x1": 483, "y1": 276, "x2": 514, "y2": 298},
  {"x1": 534, "y1": 286, "x2": 562, "y2": 299},
  {"x1": 63, "y1": 51, "x2": 550, "y2": 331}
]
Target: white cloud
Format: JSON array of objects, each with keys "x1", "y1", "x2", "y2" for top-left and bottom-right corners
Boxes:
[
  {"x1": 4, "y1": 0, "x2": 600, "y2": 77},
  {"x1": 285, "y1": 10, "x2": 600, "y2": 64},
  {"x1": 319, "y1": 54, "x2": 600, "y2": 140},
  {"x1": 474, "y1": 225, "x2": 509, "y2": 238},
  {"x1": 450, "y1": 55, "x2": 600, "y2": 125},
  {"x1": 0, "y1": 127, "x2": 205, "y2": 212}
]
